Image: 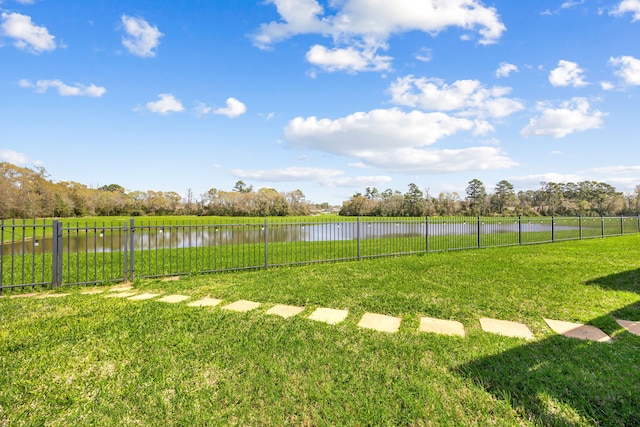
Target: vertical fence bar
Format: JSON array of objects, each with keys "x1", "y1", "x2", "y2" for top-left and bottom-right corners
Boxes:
[
  {"x1": 620, "y1": 215, "x2": 624, "y2": 235},
  {"x1": 551, "y1": 216, "x2": 555, "y2": 243},
  {"x1": 357, "y1": 217, "x2": 361, "y2": 261},
  {"x1": 129, "y1": 218, "x2": 135, "y2": 282},
  {"x1": 579, "y1": 215, "x2": 583, "y2": 240},
  {"x1": 425, "y1": 216, "x2": 429, "y2": 253},
  {"x1": 477, "y1": 216, "x2": 481, "y2": 248},
  {"x1": 51, "y1": 220, "x2": 63, "y2": 289},
  {"x1": 264, "y1": 218, "x2": 269, "y2": 269},
  {"x1": 601, "y1": 215, "x2": 605, "y2": 238},
  {"x1": 123, "y1": 222, "x2": 128, "y2": 282},
  {"x1": 51, "y1": 220, "x2": 58, "y2": 289}
]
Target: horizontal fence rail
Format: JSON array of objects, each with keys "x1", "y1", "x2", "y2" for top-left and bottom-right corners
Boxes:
[{"x1": 2, "y1": 215, "x2": 639, "y2": 292}]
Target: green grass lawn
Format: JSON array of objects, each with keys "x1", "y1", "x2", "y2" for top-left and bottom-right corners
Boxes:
[{"x1": 1, "y1": 235, "x2": 639, "y2": 426}]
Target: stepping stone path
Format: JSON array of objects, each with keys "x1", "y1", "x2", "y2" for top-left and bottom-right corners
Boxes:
[
  {"x1": 480, "y1": 317, "x2": 534, "y2": 340},
  {"x1": 128, "y1": 293, "x2": 161, "y2": 301},
  {"x1": 187, "y1": 297, "x2": 222, "y2": 307},
  {"x1": 38, "y1": 293, "x2": 71, "y2": 298},
  {"x1": 105, "y1": 292, "x2": 138, "y2": 298},
  {"x1": 357, "y1": 313, "x2": 401, "y2": 333},
  {"x1": 81, "y1": 289, "x2": 105, "y2": 295},
  {"x1": 419, "y1": 317, "x2": 466, "y2": 337},
  {"x1": 308, "y1": 308, "x2": 349, "y2": 325},
  {"x1": 616, "y1": 319, "x2": 640, "y2": 336},
  {"x1": 109, "y1": 285, "x2": 133, "y2": 292},
  {"x1": 266, "y1": 304, "x2": 305, "y2": 319},
  {"x1": 157, "y1": 295, "x2": 190, "y2": 304},
  {"x1": 544, "y1": 319, "x2": 613, "y2": 343},
  {"x1": 222, "y1": 300, "x2": 261, "y2": 312},
  {"x1": 7, "y1": 287, "x2": 639, "y2": 342}
]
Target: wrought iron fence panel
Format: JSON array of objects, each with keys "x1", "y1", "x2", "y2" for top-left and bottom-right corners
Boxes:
[{"x1": 2, "y1": 215, "x2": 639, "y2": 292}]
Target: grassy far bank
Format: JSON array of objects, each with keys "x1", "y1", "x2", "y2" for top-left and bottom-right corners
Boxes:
[{"x1": 1, "y1": 236, "x2": 639, "y2": 425}]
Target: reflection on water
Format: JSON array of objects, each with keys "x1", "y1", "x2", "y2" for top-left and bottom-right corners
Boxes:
[{"x1": 2, "y1": 220, "x2": 582, "y2": 256}]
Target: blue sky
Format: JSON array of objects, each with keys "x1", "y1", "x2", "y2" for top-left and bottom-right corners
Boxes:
[{"x1": 2, "y1": 0, "x2": 640, "y2": 205}]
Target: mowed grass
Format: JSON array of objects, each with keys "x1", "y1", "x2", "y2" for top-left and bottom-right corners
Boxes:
[{"x1": 1, "y1": 236, "x2": 639, "y2": 426}]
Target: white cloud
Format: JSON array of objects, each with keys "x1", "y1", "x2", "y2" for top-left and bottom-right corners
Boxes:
[
  {"x1": 284, "y1": 108, "x2": 517, "y2": 173},
  {"x1": 549, "y1": 60, "x2": 588, "y2": 87},
  {"x1": 600, "y1": 81, "x2": 615, "y2": 90},
  {"x1": 609, "y1": 55, "x2": 640, "y2": 85},
  {"x1": 1, "y1": 12, "x2": 56, "y2": 53},
  {"x1": 495, "y1": 62, "x2": 518, "y2": 78},
  {"x1": 253, "y1": 0, "x2": 505, "y2": 73},
  {"x1": 232, "y1": 166, "x2": 344, "y2": 182},
  {"x1": 140, "y1": 94, "x2": 184, "y2": 115},
  {"x1": 561, "y1": 0, "x2": 585, "y2": 9},
  {"x1": 388, "y1": 75, "x2": 524, "y2": 118},
  {"x1": 520, "y1": 98, "x2": 606, "y2": 138},
  {"x1": 0, "y1": 148, "x2": 31, "y2": 164},
  {"x1": 611, "y1": 0, "x2": 640, "y2": 21},
  {"x1": 214, "y1": 97, "x2": 247, "y2": 118},
  {"x1": 19, "y1": 79, "x2": 106, "y2": 97},
  {"x1": 285, "y1": 108, "x2": 475, "y2": 153},
  {"x1": 120, "y1": 15, "x2": 163, "y2": 58},
  {"x1": 590, "y1": 165, "x2": 640, "y2": 174},
  {"x1": 193, "y1": 101, "x2": 213, "y2": 117},
  {"x1": 231, "y1": 166, "x2": 392, "y2": 188},
  {"x1": 510, "y1": 172, "x2": 586, "y2": 185},
  {"x1": 356, "y1": 146, "x2": 517, "y2": 173},
  {"x1": 305, "y1": 44, "x2": 392, "y2": 73},
  {"x1": 325, "y1": 175, "x2": 393, "y2": 188},
  {"x1": 415, "y1": 47, "x2": 432, "y2": 63}
]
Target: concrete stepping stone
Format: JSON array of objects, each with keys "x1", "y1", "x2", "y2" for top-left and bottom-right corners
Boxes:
[
  {"x1": 38, "y1": 293, "x2": 70, "y2": 298},
  {"x1": 266, "y1": 304, "x2": 305, "y2": 319},
  {"x1": 419, "y1": 317, "x2": 465, "y2": 337},
  {"x1": 105, "y1": 292, "x2": 138, "y2": 298},
  {"x1": 128, "y1": 293, "x2": 161, "y2": 301},
  {"x1": 616, "y1": 319, "x2": 640, "y2": 336},
  {"x1": 187, "y1": 297, "x2": 222, "y2": 307},
  {"x1": 480, "y1": 317, "x2": 534, "y2": 340},
  {"x1": 157, "y1": 294, "x2": 190, "y2": 303},
  {"x1": 308, "y1": 308, "x2": 349, "y2": 325},
  {"x1": 357, "y1": 312, "x2": 401, "y2": 333},
  {"x1": 222, "y1": 299, "x2": 261, "y2": 312},
  {"x1": 109, "y1": 285, "x2": 133, "y2": 292},
  {"x1": 544, "y1": 319, "x2": 612, "y2": 343},
  {"x1": 81, "y1": 289, "x2": 105, "y2": 295},
  {"x1": 9, "y1": 293, "x2": 38, "y2": 299}
]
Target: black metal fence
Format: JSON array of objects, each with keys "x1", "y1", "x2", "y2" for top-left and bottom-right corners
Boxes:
[{"x1": 2, "y1": 215, "x2": 639, "y2": 293}]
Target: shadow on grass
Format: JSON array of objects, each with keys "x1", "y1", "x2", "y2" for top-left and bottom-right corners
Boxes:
[{"x1": 456, "y1": 269, "x2": 640, "y2": 426}]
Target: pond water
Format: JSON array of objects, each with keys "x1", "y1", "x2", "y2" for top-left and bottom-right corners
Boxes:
[{"x1": 1, "y1": 220, "x2": 579, "y2": 255}]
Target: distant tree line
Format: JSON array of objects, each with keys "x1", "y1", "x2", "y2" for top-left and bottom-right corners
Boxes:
[
  {"x1": 339, "y1": 179, "x2": 640, "y2": 217},
  {"x1": 2, "y1": 162, "x2": 639, "y2": 219},
  {"x1": 0, "y1": 163, "x2": 313, "y2": 219}
]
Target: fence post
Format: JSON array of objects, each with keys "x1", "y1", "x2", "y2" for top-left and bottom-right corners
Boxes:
[
  {"x1": 601, "y1": 215, "x2": 605, "y2": 238},
  {"x1": 425, "y1": 216, "x2": 429, "y2": 253},
  {"x1": 264, "y1": 218, "x2": 269, "y2": 269},
  {"x1": 123, "y1": 221, "x2": 128, "y2": 282},
  {"x1": 128, "y1": 218, "x2": 135, "y2": 282},
  {"x1": 518, "y1": 216, "x2": 522, "y2": 245},
  {"x1": 51, "y1": 220, "x2": 63, "y2": 289},
  {"x1": 552, "y1": 216, "x2": 555, "y2": 242},
  {"x1": 477, "y1": 216, "x2": 481, "y2": 248},
  {"x1": 620, "y1": 215, "x2": 624, "y2": 235}
]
